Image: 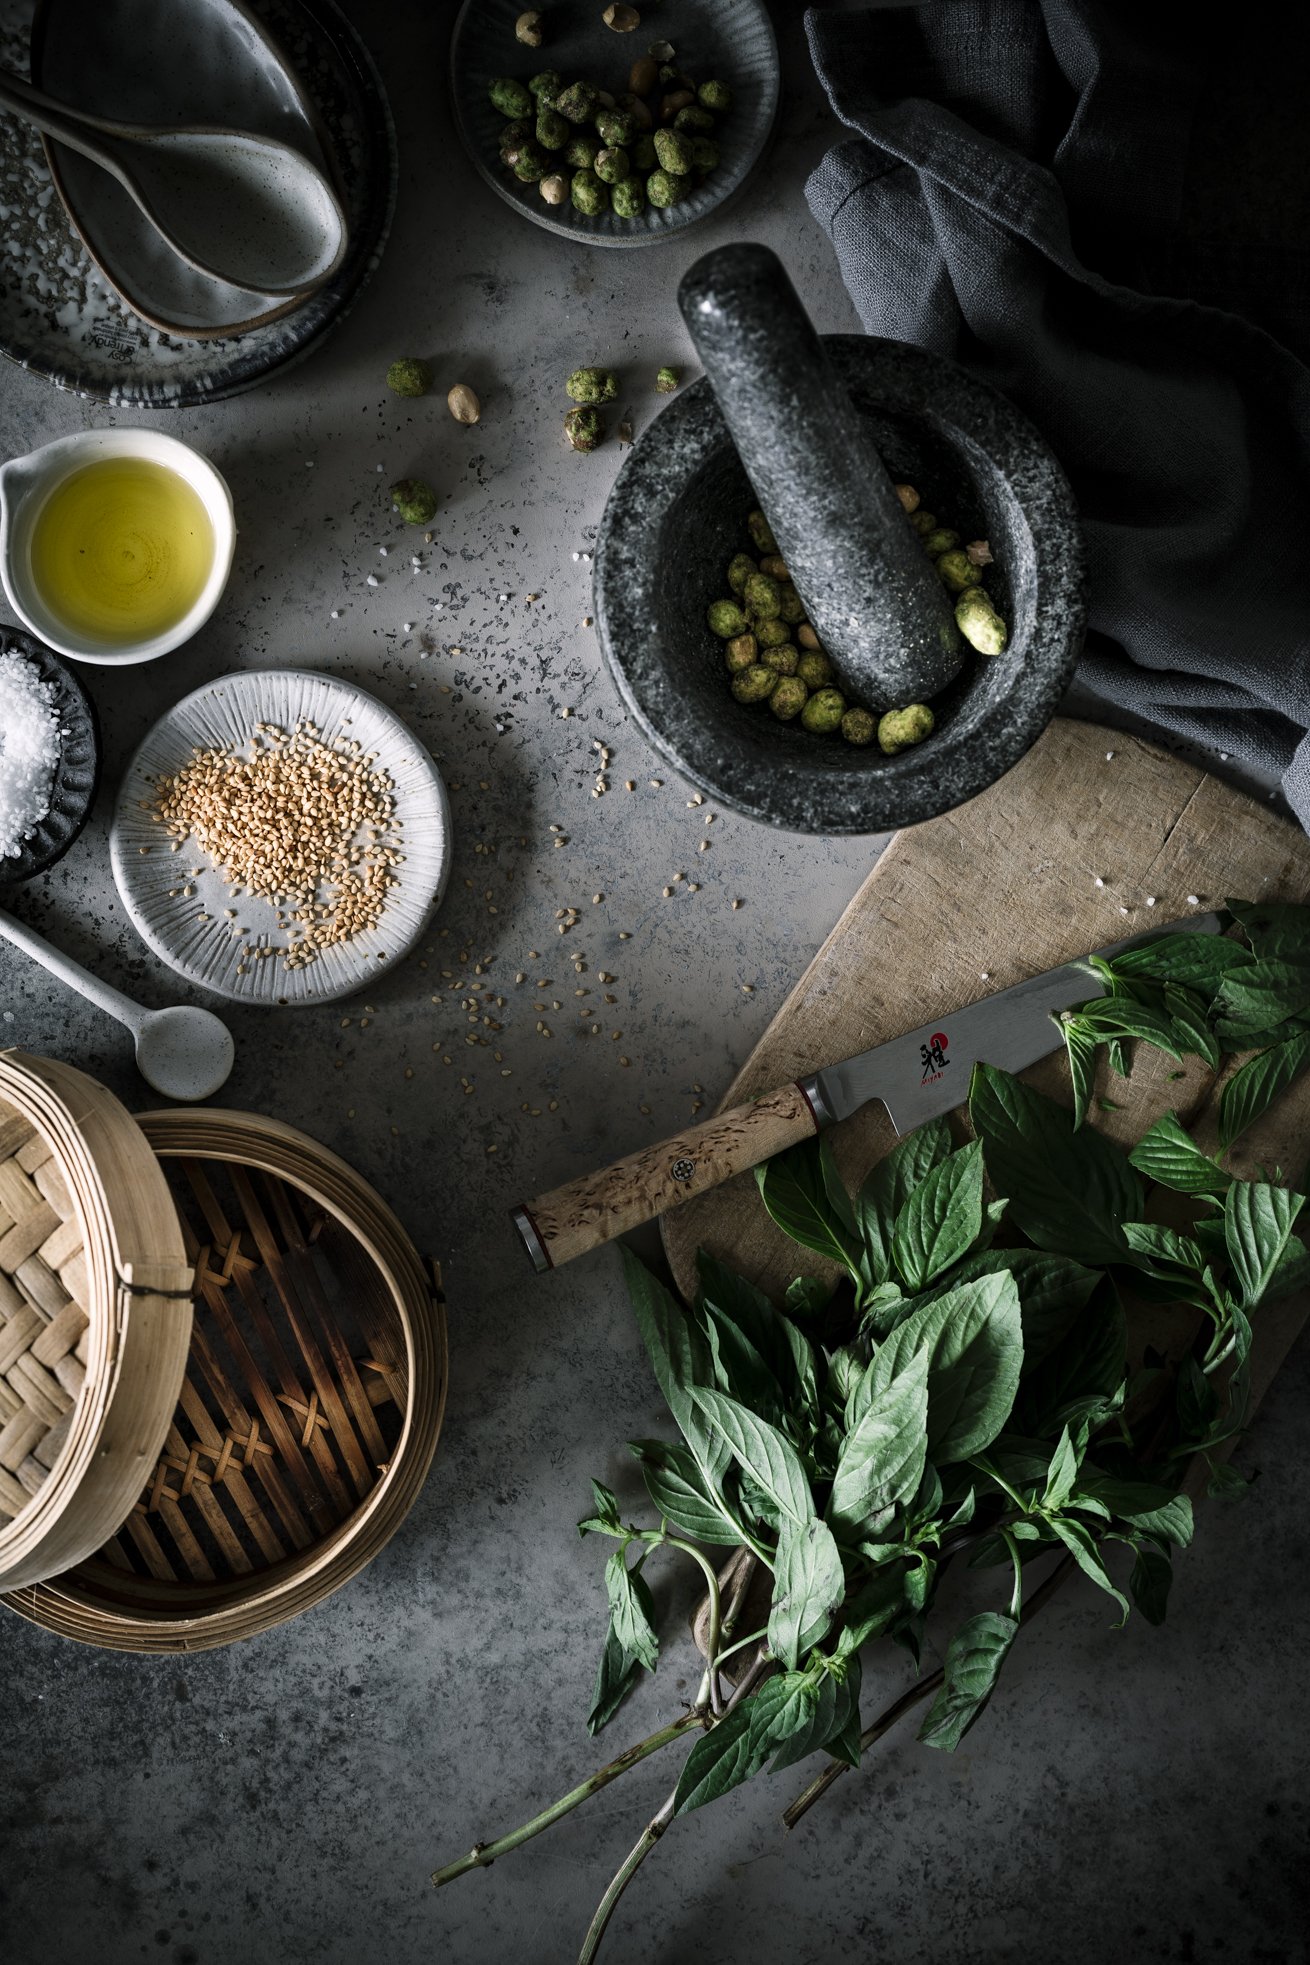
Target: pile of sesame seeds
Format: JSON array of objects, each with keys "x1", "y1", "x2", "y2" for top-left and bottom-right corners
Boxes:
[{"x1": 148, "y1": 721, "x2": 403, "y2": 971}]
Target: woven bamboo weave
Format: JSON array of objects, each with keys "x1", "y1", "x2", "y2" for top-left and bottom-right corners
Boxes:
[{"x1": 0, "y1": 1103, "x2": 92, "y2": 1522}]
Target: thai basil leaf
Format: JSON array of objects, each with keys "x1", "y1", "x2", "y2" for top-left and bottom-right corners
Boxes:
[
  {"x1": 697, "y1": 1250, "x2": 818, "y2": 1418},
  {"x1": 672, "y1": 1696, "x2": 761, "y2": 1814},
  {"x1": 1018, "y1": 1276, "x2": 1127, "y2": 1438},
  {"x1": 1226, "y1": 900, "x2": 1310, "y2": 963},
  {"x1": 1124, "y1": 1494, "x2": 1193, "y2": 1548},
  {"x1": 863, "y1": 1271, "x2": 1023, "y2": 1464},
  {"x1": 604, "y1": 1551, "x2": 659, "y2": 1671},
  {"x1": 771, "y1": 1660, "x2": 863, "y2": 1774},
  {"x1": 623, "y1": 1248, "x2": 730, "y2": 1485},
  {"x1": 837, "y1": 1564, "x2": 910, "y2": 1653},
  {"x1": 630, "y1": 1439, "x2": 742, "y2": 1547},
  {"x1": 1061, "y1": 1016, "x2": 1099, "y2": 1129},
  {"x1": 920, "y1": 1246, "x2": 1099, "y2": 1371},
  {"x1": 1121, "y1": 1222, "x2": 1207, "y2": 1274},
  {"x1": 768, "y1": 1517, "x2": 847, "y2": 1670},
  {"x1": 1067, "y1": 997, "x2": 1184, "y2": 1060},
  {"x1": 753, "y1": 1672, "x2": 838, "y2": 1775},
  {"x1": 1224, "y1": 1180, "x2": 1304, "y2": 1310},
  {"x1": 701, "y1": 1303, "x2": 788, "y2": 1426},
  {"x1": 1265, "y1": 1232, "x2": 1310, "y2": 1300},
  {"x1": 1215, "y1": 962, "x2": 1310, "y2": 1044},
  {"x1": 743, "y1": 1672, "x2": 821, "y2": 1772},
  {"x1": 1164, "y1": 984, "x2": 1220, "y2": 1069},
  {"x1": 828, "y1": 1350, "x2": 929, "y2": 1534},
  {"x1": 587, "y1": 1625, "x2": 643, "y2": 1735},
  {"x1": 757, "y1": 1137, "x2": 862, "y2": 1279},
  {"x1": 1109, "y1": 932, "x2": 1249, "y2": 994},
  {"x1": 1128, "y1": 1543, "x2": 1173, "y2": 1625},
  {"x1": 1047, "y1": 1516, "x2": 1130, "y2": 1623},
  {"x1": 889, "y1": 1140, "x2": 984, "y2": 1291},
  {"x1": 1129, "y1": 1113, "x2": 1232, "y2": 1197},
  {"x1": 691, "y1": 1387, "x2": 814, "y2": 1527},
  {"x1": 786, "y1": 1276, "x2": 834, "y2": 1318},
  {"x1": 578, "y1": 1476, "x2": 625, "y2": 1537},
  {"x1": 857, "y1": 1281, "x2": 908, "y2": 1342},
  {"x1": 1205, "y1": 1457, "x2": 1250, "y2": 1499},
  {"x1": 1175, "y1": 1353, "x2": 1219, "y2": 1441},
  {"x1": 917, "y1": 1610, "x2": 1018, "y2": 1752},
  {"x1": 969, "y1": 1063, "x2": 1142, "y2": 1266},
  {"x1": 822, "y1": 1660, "x2": 864, "y2": 1769},
  {"x1": 1219, "y1": 1029, "x2": 1310, "y2": 1150},
  {"x1": 855, "y1": 1117, "x2": 954, "y2": 1286},
  {"x1": 1042, "y1": 1426, "x2": 1080, "y2": 1510}
]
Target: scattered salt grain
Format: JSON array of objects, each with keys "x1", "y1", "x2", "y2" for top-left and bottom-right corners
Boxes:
[
  {"x1": 367, "y1": 573, "x2": 380, "y2": 587},
  {"x1": 0, "y1": 653, "x2": 61, "y2": 859},
  {"x1": 1187, "y1": 894, "x2": 1200, "y2": 906}
]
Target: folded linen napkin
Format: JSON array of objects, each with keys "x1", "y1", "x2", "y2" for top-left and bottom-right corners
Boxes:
[{"x1": 804, "y1": 0, "x2": 1310, "y2": 823}]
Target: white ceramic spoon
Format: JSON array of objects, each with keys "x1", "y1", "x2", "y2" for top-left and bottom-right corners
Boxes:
[
  {"x1": 0, "y1": 911, "x2": 234, "y2": 1101},
  {"x1": 0, "y1": 67, "x2": 347, "y2": 298}
]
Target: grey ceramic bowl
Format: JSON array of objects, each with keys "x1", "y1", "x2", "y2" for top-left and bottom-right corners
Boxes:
[
  {"x1": 595, "y1": 338, "x2": 1086, "y2": 835},
  {"x1": 449, "y1": 0, "x2": 778, "y2": 247},
  {"x1": 0, "y1": 626, "x2": 100, "y2": 883}
]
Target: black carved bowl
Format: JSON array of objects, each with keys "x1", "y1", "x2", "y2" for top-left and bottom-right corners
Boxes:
[
  {"x1": 594, "y1": 337, "x2": 1086, "y2": 835},
  {"x1": 1, "y1": 627, "x2": 100, "y2": 884}
]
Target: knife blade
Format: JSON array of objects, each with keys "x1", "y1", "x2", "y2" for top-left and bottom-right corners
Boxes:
[{"x1": 512, "y1": 911, "x2": 1224, "y2": 1273}]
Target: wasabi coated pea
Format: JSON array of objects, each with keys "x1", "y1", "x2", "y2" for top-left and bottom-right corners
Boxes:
[
  {"x1": 755, "y1": 617, "x2": 790, "y2": 648},
  {"x1": 595, "y1": 109, "x2": 636, "y2": 146},
  {"x1": 731, "y1": 665, "x2": 780, "y2": 704},
  {"x1": 567, "y1": 366, "x2": 619, "y2": 404},
  {"x1": 536, "y1": 107, "x2": 570, "y2": 149},
  {"x1": 489, "y1": 76, "x2": 534, "y2": 118},
  {"x1": 673, "y1": 104, "x2": 715, "y2": 133},
  {"x1": 499, "y1": 118, "x2": 532, "y2": 156},
  {"x1": 908, "y1": 509, "x2": 937, "y2": 535},
  {"x1": 540, "y1": 172, "x2": 569, "y2": 206},
  {"x1": 801, "y1": 688, "x2": 847, "y2": 735},
  {"x1": 777, "y1": 582, "x2": 806, "y2": 625},
  {"x1": 653, "y1": 128, "x2": 693, "y2": 174},
  {"x1": 386, "y1": 357, "x2": 431, "y2": 398},
  {"x1": 797, "y1": 649, "x2": 833, "y2": 688},
  {"x1": 724, "y1": 633, "x2": 757, "y2": 672},
  {"x1": 708, "y1": 598, "x2": 749, "y2": 638},
  {"x1": 566, "y1": 133, "x2": 600, "y2": 168},
  {"x1": 894, "y1": 483, "x2": 921, "y2": 513},
  {"x1": 571, "y1": 168, "x2": 609, "y2": 213},
  {"x1": 770, "y1": 676, "x2": 809, "y2": 721},
  {"x1": 529, "y1": 70, "x2": 563, "y2": 101},
  {"x1": 512, "y1": 140, "x2": 549, "y2": 180},
  {"x1": 556, "y1": 80, "x2": 599, "y2": 123},
  {"x1": 761, "y1": 643, "x2": 799, "y2": 675},
  {"x1": 646, "y1": 169, "x2": 687, "y2": 208},
  {"x1": 759, "y1": 554, "x2": 789, "y2": 579},
  {"x1": 936, "y1": 549, "x2": 983, "y2": 594},
  {"x1": 564, "y1": 406, "x2": 605, "y2": 451},
  {"x1": 595, "y1": 145, "x2": 630, "y2": 183},
  {"x1": 743, "y1": 571, "x2": 781, "y2": 619},
  {"x1": 841, "y1": 707, "x2": 877, "y2": 746},
  {"x1": 727, "y1": 552, "x2": 757, "y2": 594},
  {"x1": 390, "y1": 477, "x2": 438, "y2": 525},
  {"x1": 690, "y1": 137, "x2": 720, "y2": 172},
  {"x1": 698, "y1": 79, "x2": 733, "y2": 111},
  {"x1": 746, "y1": 509, "x2": 777, "y2": 553},
  {"x1": 878, "y1": 704, "x2": 934, "y2": 753},
  {"x1": 654, "y1": 365, "x2": 679, "y2": 393},
  {"x1": 920, "y1": 528, "x2": 959, "y2": 559},
  {"x1": 612, "y1": 176, "x2": 646, "y2": 218},
  {"x1": 955, "y1": 587, "x2": 1008, "y2": 654}
]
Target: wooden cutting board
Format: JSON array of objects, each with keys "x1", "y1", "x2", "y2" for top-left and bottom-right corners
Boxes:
[{"x1": 662, "y1": 716, "x2": 1310, "y2": 1425}]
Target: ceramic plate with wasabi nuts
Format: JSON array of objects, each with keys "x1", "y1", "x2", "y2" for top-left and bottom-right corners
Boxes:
[
  {"x1": 450, "y1": 0, "x2": 778, "y2": 246},
  {"x1": 110, "y1": 670, "x2": 452, "y2": 1007}
]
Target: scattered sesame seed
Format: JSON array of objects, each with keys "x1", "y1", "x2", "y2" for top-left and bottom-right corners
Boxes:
[
  {"x1": 649, "y1": 778, "x2": 662, "y2": 788},
  {"x1": 1145, "y1": 896, "x2": 1157, "y2": 907},
  {"x1": 1094, "y1": 877, "x2": 1104, "y2": 888}
]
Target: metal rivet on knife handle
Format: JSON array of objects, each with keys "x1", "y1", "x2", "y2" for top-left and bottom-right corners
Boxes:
[{"x1": 511, "y1": 1082, "x2": 822, "y2": 1271}]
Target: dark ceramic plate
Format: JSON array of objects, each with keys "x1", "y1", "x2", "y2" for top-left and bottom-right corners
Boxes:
[
  {"x1": 0, "y1": 0, "x2": 395, "y2": 405},
  {"x1": 450, "y1": 0, "x2": 778, "y2": 247},
  {"x1": 0, "y1": 626, "x2": 101, "y2": 884}
]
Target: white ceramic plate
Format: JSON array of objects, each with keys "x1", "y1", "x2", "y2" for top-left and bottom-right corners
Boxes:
[{"x1": 110, "y1": 670, "x2": 451, "y2": 1006}]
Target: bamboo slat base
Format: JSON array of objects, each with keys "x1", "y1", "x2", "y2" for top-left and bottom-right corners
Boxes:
[{"x1": 2, "y1": 1110, "x2": 447, "y2": 1651}]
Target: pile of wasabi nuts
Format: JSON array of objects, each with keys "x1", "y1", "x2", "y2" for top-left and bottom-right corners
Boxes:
[
  {"x1": 487, "y1": 25, "x2": 733, "y2": 221},
  {"x1": 708, "y1": 488, "x2": 1009, "y2": 753}
]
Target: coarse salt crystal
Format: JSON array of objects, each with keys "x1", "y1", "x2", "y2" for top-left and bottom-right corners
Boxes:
[{"x1": 0, "y1": 652, "x2": 61, "y2": 859}]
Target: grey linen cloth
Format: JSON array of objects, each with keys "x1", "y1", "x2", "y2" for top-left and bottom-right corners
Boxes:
[{"x1": 804, "y1": 0, "x2": 1310, "y2": 824}]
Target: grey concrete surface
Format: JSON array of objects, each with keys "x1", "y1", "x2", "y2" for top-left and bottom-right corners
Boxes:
[{"x1": 1, "y1": 6, "x2": 1308, "y2": 1964}]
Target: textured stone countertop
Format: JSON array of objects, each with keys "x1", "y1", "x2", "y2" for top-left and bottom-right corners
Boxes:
[{"x1": 1, "y1": 5, "x2": 1306, "y2": 1964}]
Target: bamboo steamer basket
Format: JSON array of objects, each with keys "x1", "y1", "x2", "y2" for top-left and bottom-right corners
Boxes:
[
  {"x1": 3, "y1": 1106, "x2": 447, "y2": 1651},
  {"x1": 0, "y1": 1051, "x2": 193, "y2": 1592}
]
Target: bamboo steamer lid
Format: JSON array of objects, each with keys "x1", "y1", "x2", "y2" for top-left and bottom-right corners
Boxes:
[{"x1": 0, "y1": 1051, "x2": 193, "y2": 1591}]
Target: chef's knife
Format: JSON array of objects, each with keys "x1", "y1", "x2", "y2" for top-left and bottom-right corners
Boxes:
[{"x1": 511, "y1": 912, "x2": 1223, "y2": 1272}]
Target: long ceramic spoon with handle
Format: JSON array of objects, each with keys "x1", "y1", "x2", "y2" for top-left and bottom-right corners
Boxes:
[
  {"x1": 0, "y1": 910, "x2": 234, "y2": 1102},
  {"x1": 0, "y1": 67, "x2": 347, "y2": 297}
]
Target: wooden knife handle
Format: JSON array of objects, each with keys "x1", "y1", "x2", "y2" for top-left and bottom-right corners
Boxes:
[{"x1": 512, "y1": 1082, "x2": 820, "y2": 1272}]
